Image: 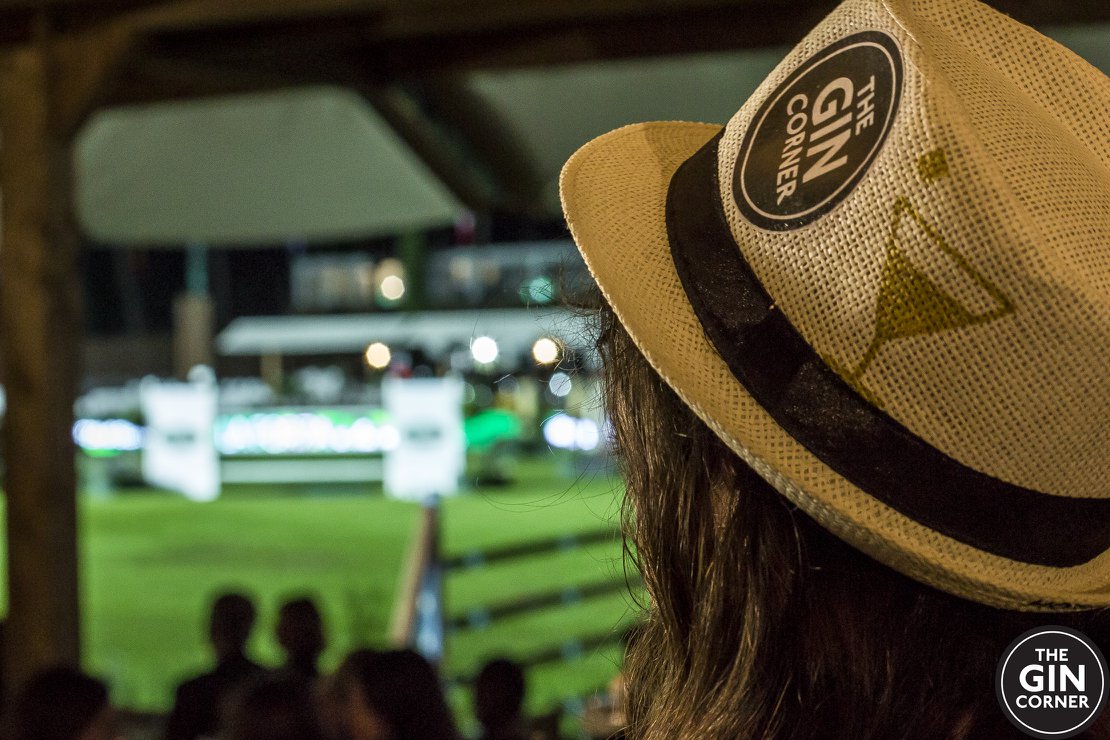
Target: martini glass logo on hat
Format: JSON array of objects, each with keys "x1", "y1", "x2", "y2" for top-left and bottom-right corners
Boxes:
[
  {"x1": 735, "y1": 31, "x2": 903, "y2": 231},
  {"x1": 997, "y1": 627, "x2": 1108, "y2": 738}
]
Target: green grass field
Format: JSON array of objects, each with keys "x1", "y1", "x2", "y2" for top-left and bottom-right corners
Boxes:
[{"x1": 66, "y1": 456, "x2": 634, "y2": 731}]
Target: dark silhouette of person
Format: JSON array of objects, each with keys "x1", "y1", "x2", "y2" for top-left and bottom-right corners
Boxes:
[
  {"x1": 221, "y1": 672, "x2": 326, "y2": 740},
  {"x1": 165, "y1": 591, "x2": 264, "y2": 740},
  {"x1": 275, "y1": 596, "x2": 325, "y2": 683},
  {"x1": 474, "y1": 658, "x2": 527, "y2": 740},
  {"x1": 6, "y1": 664, "x2": 116, "y2": 740},
  {"x1": 334, "y1": 648, "x2": 460, "y2": 740}
]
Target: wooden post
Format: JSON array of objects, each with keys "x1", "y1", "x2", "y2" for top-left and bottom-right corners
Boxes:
[
  {"x1": 173, "y1": 293, "x2": 215, "y2": 378},
  {"x1": 0, "y1": 42, "x2": 82, "y2": 694}
]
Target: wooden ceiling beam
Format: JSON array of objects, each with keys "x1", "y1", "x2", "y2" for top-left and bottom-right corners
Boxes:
[
  {"x1": 124, "y1": 0, "x2": 383, "y2": 35},
  {"x1": 102, "y1": 53, "x2": 327, "y2": 107},
  {"x1": 409, "y1": 76, "x2": 553, "y2": 213},
  {"x1": 361, "y1": 84, "x2": 503, "y2": 212},
  {"x1": 363, "y1": 4, "x2": 834, "y2": 73},
  {"x1": 51, "y1": 23, "x2": 136, "y2": 133},
  {"x1": 363, "y1": 0, "x2": 752, "y2": 41},
  {"x1": 2, "y1": 0, "x2": 1107, "y2": 53},
  {"x1": 119, "y1": 2, "x2": 830, "y2": 87},
  {"x1": 119, "y1": 0, "x2": 1110, "y2": 84}
]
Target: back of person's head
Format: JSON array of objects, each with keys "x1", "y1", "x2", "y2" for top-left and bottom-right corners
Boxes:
[
  {"x1": 473, "y1": 658, "x2": 525, "y2": 734},
  {"x1": 597, "y1": 304, "x2": 1110, "y2": 739},
  {"x1": 275, "y1": 596, "x2": 325, "y2": 663},
  {"x1": 222, "y1": 673, "x2": 325, "y2": 740},
  {"x1": 209, "y1": 591, "x2": 256, "y2": 658},
  {"x1": 336, "y1": 648, "x2": 459, "y2": 740},
  {"x1": 7, "y1": 665, "x2": 112, "y2": 740},
  {"x1": 561, "y1": 0, "x2": 1110, "y2": 736}
]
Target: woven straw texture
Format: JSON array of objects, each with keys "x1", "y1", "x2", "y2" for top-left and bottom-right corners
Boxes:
[{"x1": 561, "y1": 0, "x2": 1110, "y2": 609}]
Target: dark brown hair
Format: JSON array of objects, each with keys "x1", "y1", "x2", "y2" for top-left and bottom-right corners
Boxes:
[
  {"x1": 223, "y1": 673, "x2": 326, "y2": 740},
  {"x1": 210, "y1": 591, "x2": 256, "y2": 654},
  {"x1": 335, "y1": 649, "x2": 461, "y2": 740},
  {"x1": 596, "y1": 299, "x2": 1110, "y2": 740},
  {"x1": 7, "y1": 665, "x2": 109, "y2": 740}
]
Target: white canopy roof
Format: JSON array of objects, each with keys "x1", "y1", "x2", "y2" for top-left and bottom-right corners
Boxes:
[
  {"x1": 216, "y1": 308, "x2": 593, "y2": 362},
  {"x1": 75, "y1": 86, "x2": 464, "y2": 247}
]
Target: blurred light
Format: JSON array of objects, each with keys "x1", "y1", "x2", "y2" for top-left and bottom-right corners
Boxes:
[
  {"x1": 215, "y1": 411, "x2": 398, "y2": 456},
  {"x1": 73, "y1": 418, "x2": 144, "y2": 452},
  {"x1": 306, "y1": 414, "x2": 332, "y2": 449},
  {"x1": 365, "y1": 342, "x2": 391, "y2": 370},
  {"x1": 542, "y1": 414, "x2": 600, "y2": 451},
  {"x1": 543, "y1": 413, "x2": 577, "y2": 449},
  {"x1": 374, "y1": 258, "x2": 406, "y2": 306},
  {"x1": 351, "y1": 418, "x2": 380, "y2": 453},
  {"x1": 329, "y1": 424, "x2": 354, "y2": 454},
  {"x1": 522, "y1": 276, "x2": 554, "y2": 304},
  {"x1": 496, "y1": 375, "x2": 519, "y2": 394},
  {"x1": 219, "y1": 416, "x2": 253, "y2": 454},
  {"x1": 532, "y1": 337, "x2": 560, "y2": 365},
  {"x1": 380, "y1": 275, "x2": 405, "y2": 301},
  {"x1": 575, "y1": 419, "x2": 601, "y2": 451},
  {"x1": 471, "y1": 336, "x2": 499, "y2": 364},
  {"x1": 548, "y1": 372, "x2": 573, "y2": 398}
]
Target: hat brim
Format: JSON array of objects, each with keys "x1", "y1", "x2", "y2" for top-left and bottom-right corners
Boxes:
[{"x1": 560, "y1": 121, "x2": 1110, "y2": 610}]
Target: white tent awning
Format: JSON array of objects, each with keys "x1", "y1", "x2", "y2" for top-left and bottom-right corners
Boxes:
[
  {"x1": 75, "y1": 86, "x2": 464, "y2": 247},
  {"x1": 216, "y1": 308, "x2": 593, "y2": 361}
]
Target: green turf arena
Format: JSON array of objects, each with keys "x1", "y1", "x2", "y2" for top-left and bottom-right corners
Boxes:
[{"x1": 20, "y1": 457, "x2": 634, "y2": 734}]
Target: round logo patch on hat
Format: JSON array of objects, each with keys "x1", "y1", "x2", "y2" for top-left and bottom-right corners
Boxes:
[{"x1": 734, "y1": 31, "x2": 903, "y2": 231}]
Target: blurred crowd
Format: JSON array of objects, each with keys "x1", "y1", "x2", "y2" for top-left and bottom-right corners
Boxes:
[{"x1": 0, "y1": 592, "x2": 571, "y2": 740}]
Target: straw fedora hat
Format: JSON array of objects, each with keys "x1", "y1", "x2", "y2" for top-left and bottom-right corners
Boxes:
[{"x1": 560, "y1": 0, "x2": 1110, "y2": 610}]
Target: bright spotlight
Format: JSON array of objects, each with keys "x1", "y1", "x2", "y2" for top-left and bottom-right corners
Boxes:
[
  {"x1": 542, "y1": 413, "x2": 577, "y2": 449},
  {"x1": 548, "y1": 371, "x2": 572, "y2": 398},
  {"x1": 532, "y1": 337, "x2": 560, "y2": 365},
  {"x1": 471, "y1": 336, "x2": 499, "y2": 364},
  {"x1": 542, "y1": 413, "x2": 601, "y2": 452},
  {"x1": 365, "y1": 342, "x2": 391, "y2": 369},
  {"x1": 380, "y1": 275, "x2": 406, "y2": 301},
  {"x1": 575, "y1": 418, "x2": 601, "y2": 451}
]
